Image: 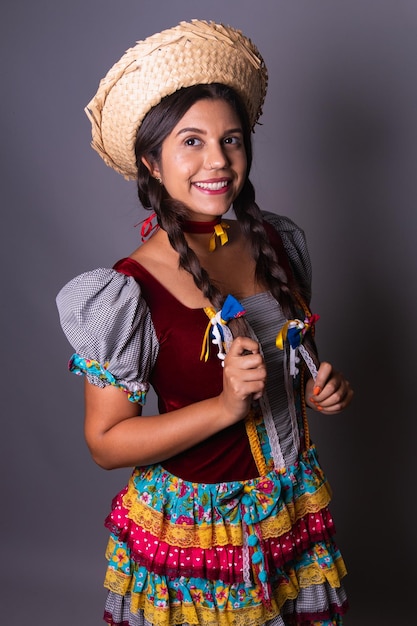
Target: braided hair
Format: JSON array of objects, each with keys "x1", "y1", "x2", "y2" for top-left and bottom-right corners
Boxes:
[{"x1": 134, "y1": 84, "x2": 304, "y2": 334}]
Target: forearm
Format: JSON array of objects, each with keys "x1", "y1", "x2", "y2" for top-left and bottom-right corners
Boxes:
[
  {"x1": 85, "y1": 336, "x2": 266, "y2": 470},
  {"x1": 85, "y1": 393, "x2": 228, "y2": 470}
]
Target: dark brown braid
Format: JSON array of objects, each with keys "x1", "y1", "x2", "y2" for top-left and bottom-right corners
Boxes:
[{"x1": 233, "y1": 179, "x2": 299, "y2": 320}]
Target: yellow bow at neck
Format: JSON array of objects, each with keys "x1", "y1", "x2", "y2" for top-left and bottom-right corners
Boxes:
[{"x1": 209, "y1": 222, "x2": 229, "y2": 252}]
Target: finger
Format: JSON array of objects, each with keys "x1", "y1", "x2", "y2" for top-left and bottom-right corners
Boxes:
[
  {"x1": 224, "y1": 354, "x2": 264, "y2": 375},
  {"x1": 311, "y1": 361, "x2": 333, "y2": 397},
  {"x1": 228, "y1": 336, "x2": 260, "y2": 356},
  {"x1": 226, "y1": 364, "x2": 267, "y2": 390},
  {"x1": 311, "y1": 366, "x2": 348, "y2": 403},
  {"x1": 312, "y1": 378, "x2": 342, "y2": 403},
  {"x1": 225, "y1": 341, "x2": 264, "y2": 372},
  {"x1": 224, "y1": 375, "x2": 266, "y2": 402},
  {"x1": 313, "y1": 383, "x2": 353, "y2": 414}
]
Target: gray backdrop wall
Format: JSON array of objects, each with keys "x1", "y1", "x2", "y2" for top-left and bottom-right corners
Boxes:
[{"x1": 2, "y1": 1, "x2": 416, "y2": 624}]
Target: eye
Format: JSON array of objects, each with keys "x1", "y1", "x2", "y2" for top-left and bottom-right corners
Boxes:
[
  {"x1": 184, "y1": 137, "x2": 202, "y2": 147},
  {"x1": 223, "y1": 136, "x2": 241, "y2": 146}
]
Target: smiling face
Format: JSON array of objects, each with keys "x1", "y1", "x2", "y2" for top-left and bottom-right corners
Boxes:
[{"x1": 143, "y1": 98, "x2": 248, "y2": 221}]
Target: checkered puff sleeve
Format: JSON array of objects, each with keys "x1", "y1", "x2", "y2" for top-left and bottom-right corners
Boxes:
[{"x1": 56, "y1": 268, "x2": 159, "y2": 404}]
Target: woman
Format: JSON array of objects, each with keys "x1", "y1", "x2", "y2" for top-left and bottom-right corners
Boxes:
[{"x1": 57, "y1": 19, "x2": 353, "y2": 626}]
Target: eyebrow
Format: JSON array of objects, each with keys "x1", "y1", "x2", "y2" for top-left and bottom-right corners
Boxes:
[{"x1": 175, "y1": 126, "x2": 243, "y2": 136}]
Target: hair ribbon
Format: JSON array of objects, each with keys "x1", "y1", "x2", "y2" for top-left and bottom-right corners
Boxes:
[
  {"x1": 276, "y1": 314, "x2": 319, "y2": 349},
  {"x1": 276, "y1": 314, "x2": 320, "y2": 377},
  {"x1": 200, "y1": 294, "x2": 246, "y2": 362},
  {"x1": 138, "y1": 212, "x2": 160, "y2": 242}
]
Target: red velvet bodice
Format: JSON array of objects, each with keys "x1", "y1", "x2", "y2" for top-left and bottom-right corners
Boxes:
[{"x1": 114, "y1": 257, "x2": 259, "y2": 483}]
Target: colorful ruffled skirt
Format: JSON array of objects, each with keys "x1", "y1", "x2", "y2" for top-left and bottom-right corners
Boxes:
[{"x1": 102, "y1": 445, "x2": 348, "y2": 626}]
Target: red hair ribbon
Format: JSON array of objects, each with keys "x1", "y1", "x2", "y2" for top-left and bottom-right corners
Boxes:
[{"x1": 136, "y1": 212, "x2": 160, "y2": 242}]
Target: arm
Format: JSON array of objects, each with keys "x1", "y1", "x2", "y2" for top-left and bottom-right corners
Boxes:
[{"x1": 84, "y1": 336, "x2": 266, "y2": 470}]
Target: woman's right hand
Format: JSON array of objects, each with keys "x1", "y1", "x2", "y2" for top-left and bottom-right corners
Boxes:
[{"x1": 219, "y1": 336, "x2": 267, "y2": 425}]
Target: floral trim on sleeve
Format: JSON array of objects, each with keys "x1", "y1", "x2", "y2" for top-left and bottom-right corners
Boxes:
[{"x1": 69, "y1": 353, "x2": 148, "y2": 404}]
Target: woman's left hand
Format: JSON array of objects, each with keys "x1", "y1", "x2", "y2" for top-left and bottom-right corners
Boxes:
[{"x1": 305, "y1": 361, "x2": 353, "y2": 414}]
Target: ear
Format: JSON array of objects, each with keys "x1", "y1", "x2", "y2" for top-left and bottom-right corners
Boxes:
[{"x1": 141, "y1": 156, "x2": 161, "y2": 179}]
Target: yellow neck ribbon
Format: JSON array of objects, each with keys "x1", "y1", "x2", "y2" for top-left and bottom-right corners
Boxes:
[{"x1": 209, "y1": 222, "x2": 229, "y2": 252}]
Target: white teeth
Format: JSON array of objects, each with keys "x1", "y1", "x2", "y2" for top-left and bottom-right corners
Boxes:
[{"x1": 195, "y1": 181, "x2": 228, "y2": 190}]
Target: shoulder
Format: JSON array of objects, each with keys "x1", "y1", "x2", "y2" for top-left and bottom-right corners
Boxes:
[
  {"x1": 56, "y1": 267, "x2": 145, "y2": 320},
  {"x1": 56, "y1": 266, "x2": 154, "y2": 349}
]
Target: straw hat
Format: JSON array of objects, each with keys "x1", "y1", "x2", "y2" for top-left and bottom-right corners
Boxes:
[{"x1": 85, "y1": 19, "x2": 268, "y2": 180}]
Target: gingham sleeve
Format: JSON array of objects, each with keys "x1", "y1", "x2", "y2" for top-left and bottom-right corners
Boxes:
[
  {"x1": 56, "y1": 268, "x2": 159, "y2": 404},
  {"x1": 261, "y1": 211, "x2": 312, "y2": 304}
]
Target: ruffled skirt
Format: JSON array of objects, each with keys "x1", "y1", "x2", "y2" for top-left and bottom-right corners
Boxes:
[{"x1": 102, "y1": 445, "x2": 348, "y2": 626}]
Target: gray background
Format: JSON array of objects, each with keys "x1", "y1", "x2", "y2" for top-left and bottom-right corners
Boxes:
[{"x1": 2, "y1": 1, "x2": 416, "y2": 624}]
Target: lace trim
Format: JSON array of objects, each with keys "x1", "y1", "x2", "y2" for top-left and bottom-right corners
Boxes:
[
  {"x1": 300, "y1": 365, "x2": 311, "y2": 449},
  {"x1": 103, "y1": 555, "x2": 347, "y2": 626},
  {"x1": 259, "y1": 391, "x2": 286, "y2": 471},
  {"x1": 283, "y1": 347, "x2": 301, "y2": 452},
  {"x1": 299, "y1": 344, "x2": 318, "y2": 381},
  {"x1": 260, "y1": 481, "x2": 332, "y2": 540},
  {"x1": 245, "y1": 321, "x2": 286, "y2": 471},
  {"x1": 105, "y1": 564, "x2": 131, "y2": 596},
  {"x1": 128, "y1": 594, "x2": 279, "y2": 626},
  {"x1": 297, "y1": 557, "x2": 348, "y2": 589},
  {"x1": 122, "y1": 478, "x2": 332, "y2": 547},
  {"x1": 242, "y1": 524, "x2": 251, "y2": 587}
]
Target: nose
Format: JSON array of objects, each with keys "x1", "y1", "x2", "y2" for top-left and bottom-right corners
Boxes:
[{"x1": 205, "y1": 142, "x2": 229, "y2": 170}]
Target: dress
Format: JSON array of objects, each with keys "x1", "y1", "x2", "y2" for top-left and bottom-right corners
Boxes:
[{"x1": 56, "y1": 212, "x2": 348, "y2": 626}]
